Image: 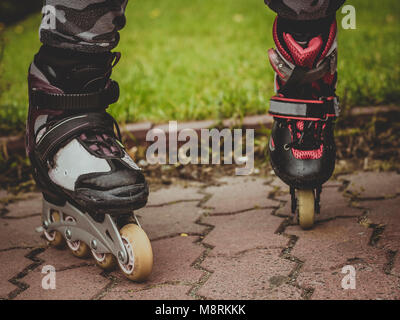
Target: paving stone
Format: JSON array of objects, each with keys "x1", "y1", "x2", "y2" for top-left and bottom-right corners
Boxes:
[
  {"x1": 138, "y1": 202, "x2": 206, "y2": 240},
  {"x1": 109, "y1": 236, "x2": 204, "y2": 292},
  {"x1": 341, "y1": 171, "x2": 400, "y2": 199},
  {"x1": 28, "y1": 247, "x2": 94, "y2": 272},
  {"x1": 103, "y1": 285, "x2": 194, "y2": 300},
  {"x1": 3, "y1": 193, "x2": 42, "y2": 218},
  {"x1": 391, "y1": 253, "x2": 400, "y2": 278},
  {"x1": 287, "y1": 217, "x2": 400, "y2": 299},
  {"x1": 0, "y1": 215, "x2": 44, "y2": 250},
  {"x1": 147, "y1": 185, "x2": 203, "y2": 207},
  {"x1": 276, "y1": 185, "x2": 361, "y2": 221},
  {"x1": 15, "y1": 265, "x2": 108, "y2": 300},
  {"x1": 267, "y1": 284, "x2": 303, "y2": 300},
  {"x1": 299, "y1": 263, "x2": 400, "y2": 300},
  {"x1": 362, "y1": 198, "x2": 400, "y2": 251},
  {"x1": 0, "y1": 249, "x2": 32, "y2": 299},
  {"x1": 324, "y1": 179, "x2": 345, "y2": 188},
  {"x1": 268, "y1": 177, "x2": 290, "y2": 203},
  {"x1": 197, "y1": 249, "x2": 297, "y2": 300},
  {"x1": 287, "y1": 218, "x2": 375, "y2": 272},
  {"x1": 270, "y1": 176, "x2": 287, "y2": 191},
  {"x1": 202, "y1": 209, "x2": 287, "y2": 256},
  {"x1": 316, "y1": 187, "x2": 361, "y2": 221},
  {"x1": 0, "y1": 190, "x2": 8, "y2": 201},
  {"x1": 203, "y1": 176, "x2": 278, "y2": 214},
  {"x1": 1, "y1": 171, "x2": 399, "y2": 300}
]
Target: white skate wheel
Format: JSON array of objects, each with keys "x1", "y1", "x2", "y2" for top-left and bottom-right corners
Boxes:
[
  {"x1": 67, "y1": 240, "x2": 90, "y2": 258},
  {"x1": 298, "y1": 189, "x2": 315, "y2": 230},
  {"x1": 65, "y1": 216, "x2": 90, "y2": 258},
  {"x1": 118, "y1": 224, "x2": 153, "y2": 282},
  {"x1": 91, "y1": 251, "x2": 117, "y2": 271},
  {"x1": 44, "y1": 211, "x2": 65, "y2": 248}
]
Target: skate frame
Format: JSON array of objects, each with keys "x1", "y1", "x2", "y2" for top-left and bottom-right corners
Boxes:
[{"x1": 41, "y1": 199, "x2": 129, "y2": 264}]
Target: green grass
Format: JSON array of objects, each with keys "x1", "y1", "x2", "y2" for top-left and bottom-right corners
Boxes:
[{"x1": 0, "y1": 0, "x2": 399, "y2": 134}]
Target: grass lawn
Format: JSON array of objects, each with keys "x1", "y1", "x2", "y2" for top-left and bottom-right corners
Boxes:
[{"x1": 0, "y1": 0, "x2": 399, "y2": 134}]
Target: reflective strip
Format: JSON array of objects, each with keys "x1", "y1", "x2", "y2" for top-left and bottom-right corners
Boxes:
[{"x1": 269, "y1": 97, "x2": 339, "y2": 120}]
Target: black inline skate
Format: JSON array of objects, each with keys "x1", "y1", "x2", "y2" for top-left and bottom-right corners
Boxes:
[
  {"x1": 27, "y1": 46, "x2": 153, "y2": 281},
  {"x1": 268, "y1": 15, "x2": 340, "y2": 229}
]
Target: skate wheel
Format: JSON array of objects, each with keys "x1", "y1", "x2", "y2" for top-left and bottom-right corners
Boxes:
[
  {"x1": 67, "y1": 240, "x2": 90, "y2": 258},
  {"x1": 298, "y1": 189, "x2": 315, "y2": 230},
  {"x1": 44, "y1": 230, "x2": 65, "y2": 248},
  {"x1": 65, "y1": 216, "x2": 90, "y2": 258},
  {"x1": 44, "y1": 211, "x2": 65, "y2": 248},
  {"x1": 91, "y1": 251, "x2": 117, "y2": 271},
  {"x1": 118, "y1": 224, "x2": 153, "y2": 282}
]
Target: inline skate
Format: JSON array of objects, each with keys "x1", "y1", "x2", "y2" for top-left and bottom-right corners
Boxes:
[
  {"x1": 268, "y1": 16, "x2": 340, "y2": 229},
  {"x1": 27, "y1": 46, "x2": 153, "y2": 281}
]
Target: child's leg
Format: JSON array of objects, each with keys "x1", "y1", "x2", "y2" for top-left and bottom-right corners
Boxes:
[
  {"x1": 28, "y1": 1, "x2": 153, "y2": 281},
  {"x1": 264, "y1": 0, "x2": 345, "y2": 20},
  {"x1": 265, "y1": 0, "x2": 345, "y2": 229},
  {"x1": 40, "y1": 0, "x2": 128, "y2": 53}
]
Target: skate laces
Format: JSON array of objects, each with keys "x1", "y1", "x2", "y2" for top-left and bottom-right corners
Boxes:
[
  {"x1": 288, "y1": 120, "x2": 324, "y2": 149},
  {"x1": 35, "y1": 112, "x2": 124, "y2": 159},
  {"x1": 286, "y1": 120, "x2": 325, "y2": 160},
  {"x1": 79, "y1": 115, "x2": 124, "y2": 158}
]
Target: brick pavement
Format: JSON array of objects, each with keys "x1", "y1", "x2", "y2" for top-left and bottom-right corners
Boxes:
[{"x1": 0, "y1": 171, "x2": 399, "y2": 300}]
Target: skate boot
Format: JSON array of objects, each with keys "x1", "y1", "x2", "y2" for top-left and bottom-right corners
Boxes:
[
  {"x1": 27, "y1": 46, "x2": 153, "y2": 281},
  {"x1": 267, "y1": 16, "x2": 340, "y2": 229}
]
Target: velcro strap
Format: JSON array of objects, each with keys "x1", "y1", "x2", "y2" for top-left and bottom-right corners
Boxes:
[
  {"x1": 36, "y1": 113, "x2": 115, "y2": 164},
  {"x1": 269, "y1": 96, "x2": 340, "y2": 120},
  {"x1": 30, "y1": 80, "x2": 119, "y2": 111}
]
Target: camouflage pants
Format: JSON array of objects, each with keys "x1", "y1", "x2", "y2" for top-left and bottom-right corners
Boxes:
[
  {"x1": 39, "y1": 0, "x2": 128, "y2": 53},
  {"x1": 39, "y1": 0, "x2": 346, "y2": 53},
  {"x1": 264, "y1": 0, "x2": 346, "y2": 20}
]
